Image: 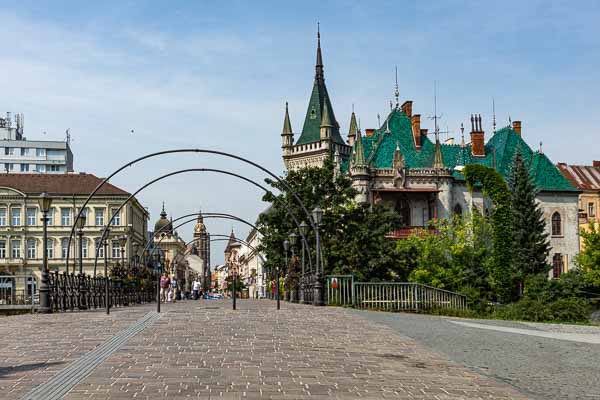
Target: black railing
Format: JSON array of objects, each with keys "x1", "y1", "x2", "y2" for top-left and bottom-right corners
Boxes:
[{"x1": 48, "y1": 271, "x2": 155, "y2": 312}]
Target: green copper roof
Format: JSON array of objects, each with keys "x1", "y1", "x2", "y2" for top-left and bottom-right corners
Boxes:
[
  {"x1": 348, "y1": 111, "x2": 358, "y2": 136},
  {"x1": 295, "y1": 33, "x2": 345, "y2": 146},
  {"x1": 344, "y1": 109, "x2": 576, "y2": 192}
]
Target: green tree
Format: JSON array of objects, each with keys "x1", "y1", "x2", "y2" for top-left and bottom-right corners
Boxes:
[
  {"x1": 463, "y1": 164, "x2": 513, "y2": 303},
  {"x1": 257, "y1": 157, "x2": 399, "y2": 281},
  {"x1": 508, "y1": 150, "x2": 551, "y2": 292},
  {"x1": 577, "y1": 223, "x2": 600, "y2": 287}
]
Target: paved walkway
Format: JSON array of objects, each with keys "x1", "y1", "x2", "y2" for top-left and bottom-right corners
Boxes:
[{"x1": 0, "y1": 300, "x2": 528, "y2": 399}]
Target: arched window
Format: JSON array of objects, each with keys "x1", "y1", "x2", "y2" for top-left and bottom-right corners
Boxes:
[
  {"x1": 551, "y1": 212, "x2": 562, "y2": 236},
  {"x1": 46, "y1": 239, "x2": 54, "y2": 259}
]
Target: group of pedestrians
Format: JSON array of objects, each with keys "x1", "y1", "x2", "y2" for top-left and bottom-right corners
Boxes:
[{"x1": 159, "y1": 273, "x2": 206, "y2": 302}]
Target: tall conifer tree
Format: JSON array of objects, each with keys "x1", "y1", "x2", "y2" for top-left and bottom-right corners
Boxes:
[{"x1": 509, "y1": 150, "x2": 551, "y2": 293}]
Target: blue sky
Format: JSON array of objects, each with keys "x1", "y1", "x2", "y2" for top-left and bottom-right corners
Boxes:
[{"x1": 1, "y1": 1, "x2": 599, "y2": 262}]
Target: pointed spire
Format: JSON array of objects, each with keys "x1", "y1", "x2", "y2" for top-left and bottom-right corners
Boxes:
[
  {"x1": 385, "y1": 117, "x2": 391, "y2": 134},
  {"x1": 315, "y1": 22, "x2": 324, "y2": 83},
  {"x1": 353, "y1": 130, "x2": 365, "y2": 166},
  {"x1": 460, "y1": 123, "x2": 465, "y2": 147},
  {"x1": 348, "y1": 108, "x2": 358, "y2": 146},
  {"x1": 282, "y1": 102, "x2": 292, "y2": 135},
  {"x1": 160, "y1": 202, "x2": 167, "y2": 217},
  {"x1": 433, "y1": 131, "x2": 443, "y2": 168}
]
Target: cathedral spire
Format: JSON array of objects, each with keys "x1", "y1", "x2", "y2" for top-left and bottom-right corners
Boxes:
[
  {"x1": 282, "y1": 102, "x2": 292, "y2": 135},
  {"x1": 315, "y1": 23, "x2": 324, "y2": 83},
  {"x1": 347, "y1": 108, "x2": 358, "y2": 146},
  {"x1": 353, "y1": 129, "x2": 366, "y2": 166}
]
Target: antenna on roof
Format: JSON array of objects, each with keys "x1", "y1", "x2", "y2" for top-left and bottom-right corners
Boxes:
[
  {"x1": 427, "y1": 81, "x2": 443, "y2": 143},
  {"x1": 377, "y1": 114, "x2": 381, "y2": 127},
  {"x1": 460, "y1": 123, "x2": 465, "y2": 147},
  {"x1": 539, "y1": 141, "x2": 543, "y2": 154},
  {"x1": 394, "y1": 65, "x2": 400, "y2": 109},
  {"x1": 65, "y1": 129, "x2": 71, "y2": 144},
  {"x1": 492, "y1": 98, "x2": 497, "y2": 134}
]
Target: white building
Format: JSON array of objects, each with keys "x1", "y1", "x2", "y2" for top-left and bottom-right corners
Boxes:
[{"x1": 0, "y1": 113, "x2": 73, "y2": 173}]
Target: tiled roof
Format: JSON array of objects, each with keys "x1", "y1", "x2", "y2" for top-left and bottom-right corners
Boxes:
[
  {"x1": 0, "y1": 173, "x2": 130, "y2": 196},
  {"x1": 557, "y1": 163, "x2": 600, "y2": 191},
  {"x1": 344, "y1": 108, "x2": 577, "y2": 192}
]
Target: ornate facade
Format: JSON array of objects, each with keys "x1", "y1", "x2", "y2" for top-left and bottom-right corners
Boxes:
[
  {"x1": 281, "y1": 33, "x2": 580, "y2": 271},
  {"x1": 152, "y1": 204, "x2": 187, "y2": 282}
]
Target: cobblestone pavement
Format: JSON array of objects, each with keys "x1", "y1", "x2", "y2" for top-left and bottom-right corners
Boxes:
[
  {"x1": 358, "y1": 311, "x2": 600, "y2": 400},
  {"x1": 2, "y1": 301, "x2": 529, "y2": 399},
  {"x1": 0, "y1": 304, "x2": 155, "y2": 399}
]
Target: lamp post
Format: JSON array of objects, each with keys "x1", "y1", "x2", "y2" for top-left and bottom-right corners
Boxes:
[
  {"x1": 132, "y1": 242, "x2": 139, "y2": 270},
  {"x1": 76, "y1": 213, "x2": 87, "y2": 310},
  {"x1": 288, "y1": 232, "x2": 298, "y2": 303},
  {"x1": 299, "y1": 221, "x2": 309, "y2": 304},
  {"x1": 119, "y1": 235, "x2": 127, "y2": 271},
  {"x1": 312, "y1": 206, "x2": 324, "y2": 306},
  {"x1": 232, "y1": 260, "x2": 237, "y2": 311},
  {"x1": 153, "y1": 250, "x2": 163, "y2": 313},
  {"x1": 282, "y1": 239, "x2": 289, "y2": 309},
  {"x1": 104, "y1": 227, "x2": 110, "y2": 315},
  {"x1": 38, "y1": 192, "x2": 52, "y2": 314}
]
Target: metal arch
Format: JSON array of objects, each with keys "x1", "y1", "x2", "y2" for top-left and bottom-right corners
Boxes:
[
  {"x1": 97, "y1": 212, "x2": 256, "y2": 276},
  {"x1": 139, "y1": 213, "x2": 259, "y2": 265},
  {"x1": 65, "y1": 149, "x2": 320, "y2": 271},
  {"x1": 90, "y1": 169, "x2": 313, "y2": 273}
]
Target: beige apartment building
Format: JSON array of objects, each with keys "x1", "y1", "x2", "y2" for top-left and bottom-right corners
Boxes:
[{"x1": 0, "y1": 173, "x2": 149, "y2": 287}]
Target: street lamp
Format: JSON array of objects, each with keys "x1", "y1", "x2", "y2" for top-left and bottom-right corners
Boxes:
[
  {"x1": 312, "y1": 206, "x2": 324, "y2": 306},
  {"x1": 281, "y1": 239, "x2": 289, "y2": 309},
  {"x1": 153, "y1": 250, "x2": 163, "y2": 313},
  {"x1": 299, "y1": 221, "x2": 309, "y2": 304},
  {"x1": 231, "y1": 259, "x2": 237, "y2": 311},
  {"x1": 76, "y1": 213, "x2": 87, "y2": 310},
  {"x1": 38, "y1": 192, "x2": 52, "y2": 314},
  {"x1": 118, "y1": 235, "x2": 128, "y2": 270},
  {"x1": 104, "y1": 226, "x2": 110, "y2": 315},
  {"x1": 288, "y1": 232, "x2": 298, "y2": 303},
  {"x1": 132, "y1": 242, "x2": 140, "y2": 270}
]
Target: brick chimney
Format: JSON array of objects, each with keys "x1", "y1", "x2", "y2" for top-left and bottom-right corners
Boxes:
[
  {"x1": 470, "y1": 114, "x2": 485, "y2": 157},
  {"x1": 365, "y1": 129, "x2": 375, "y2": 137},
  {"x1": 593, "y1": 160, "x2": 600, "y2": 168},
  {"x1": 401, "y1": 101, "x2": 413, "y2": 117},
  {"x1": 411, "y1": 114, "x2": 421, "y2": 148},
  {"x1": 512, "y1": 120, "x2": 522, "y2": 136}
]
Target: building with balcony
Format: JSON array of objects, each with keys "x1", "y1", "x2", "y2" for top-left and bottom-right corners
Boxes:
[
  {"x1": 0, "y1": 112, "x2": 74, "y2": 173},
  {"x1": 0, "y1": 173, "x2": 149, "y2": 288}
]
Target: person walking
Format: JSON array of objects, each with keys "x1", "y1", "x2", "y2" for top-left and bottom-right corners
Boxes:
[
  {"x1": 192, "y1": 279, "x2": 200, "y2": 300},
  {"x1": 160, "y1": 273, "x2": 170, "y2": 303},
  {"x1": 171, "y1": 275, "x2": 178, "y2": 303}
]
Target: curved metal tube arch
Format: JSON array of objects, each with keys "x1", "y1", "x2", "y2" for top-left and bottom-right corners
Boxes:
[
  {"x1": 89, "y1": 169, "x2": 313, "y2": 275},
  {"x1": 65, "y1": 149, "x2": 320, "y2": 271},
  {"x1": 95, "y1": 212, "x2": 257, "y2": 276}
]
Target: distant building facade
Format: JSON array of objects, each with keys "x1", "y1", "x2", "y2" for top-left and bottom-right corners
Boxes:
[
  {"x1": 238, "y1": 227, "x2": 265, "y2": 298},
  {"x1": 152, "y1": 204, "x2": 188, "y2": 282},
  {"x1": 0, "y1": 173, "x2": 148, "y2": 285},
  {"x1": 280, "y1": 32, "x2": 580, "y2": 272},
  {"x1": 557, "y1": 161, "x2": 600, "y2": 254},
  {"x1": 0, "y1": 112, "x2": 73, "y2": 173}
]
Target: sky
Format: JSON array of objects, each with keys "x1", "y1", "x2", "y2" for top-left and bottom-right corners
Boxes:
[{"x1": 1, "y1": 0, "x2": 599, "y2": 264}]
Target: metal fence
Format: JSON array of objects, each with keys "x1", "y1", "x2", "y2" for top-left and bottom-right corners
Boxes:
[
  {"x1": 0, "y1": 275, "x2": 38, "y2": 307},
  {"x1": 325, "y1": 275, "x2": 468, "y2": 311},
  {"x1": 48, "y1": 271, "x2": 155, "y2": 312}
]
